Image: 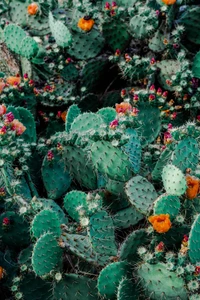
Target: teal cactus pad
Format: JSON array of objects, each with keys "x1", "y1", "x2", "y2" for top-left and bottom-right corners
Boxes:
[
  {"x1": 119, "y1": 229, "x2": 149, "y2": 262},
  {"x1": 89, "y1": 210, "x2": 117, "y2": 257},
  {"x1": 4, "y1": 24, "x2": 26, "y2": 55},
  {"x1": 16, "y1": 107, "x2": 36, "y2": 143},
  {"x1": 53, "y1": 274, "x2": 98, "y2": 300},
  {"x1": 97, "y1": 107, "x2": 117, "y2": 124},
  {"x1": 188, "y1": 214, "x2": 200, "y2": 264},
  {"x1": 70, "y1": 112, "x2": 106, "y2": 133},
  {"x1": 42, "y1": 151, "x2": 71, "y2": 199},
  {"x1": 153, "y1": 194, "x2": 181, "y2": 220},
  {"x1": 80, "y1": 58, "x2": 109, "y2": 93},
  {"x1": 64, "y1": 190, "x2": 88, "y2": 222},
  {"x1": 63, "y1": 145, "x2": 97, "y2": 189},
  {"x1": 65, "y1": 104, "x2": 81, "y2": 132},
  {"x1": 117, "y1": 278, "x2": 138, "y2": 300},
  {"x1": 91, "y1": 140, "x2": 132, "y2": 181},
  {"x1": 19, "y1": 36, "x2": 39, "y2": 59},
  {"x1": 105, "y1": 178, "x2": 127, "y2": 201},
  {"x1": 193, "y1": 50, "x2": 200, "y2": 78},
  {"x1": 32, "y1": 232, "x2": 63, "y2": 276},
  {"x1": 162, "y1": 164, "x2": 187, "y2": 196},
  {"x1": 136, "y1": 103, "x2": 161, "y2": 147},
  {"x1": 31, "y1": 209, "x2": 61, "y2": 239},
  {"x1": 19, "y1": 273, "x2": 52, "y2": 300},
  {"x1": 122, "y1": 129, "x2": 141, "y2": 173},
  {"x1": 0, "y1": 211, "x2": 30, "y2": 248},
  {"x1": 68, "y1": 30, "x2": 105, "y2": 60},
  {"x1": 137, "y1": 262, "x2": 188, "y2": 300},
  {"x1": 113, "y1": 206, "x2": 143, "y2": 229},
  {"x1": 97, "y1": 261, "x2": 130, "y2": 299},
  {"x1": 125, "y1": 176, "x2": 158, "y2": 215},
  {"x1": 178, "y1": 6, "x2": 200, "y2": 44},
  {"x1": 172, "y1": 138, "x2": 199, "y2": 172},
  {"x1": 49, "y1": 12, "x2": 72, "y2": 47},
  {"x1": 157, "y1": 60, "x2": 181, "y2": 91},
  {"x1": 37, "y1": 198, "x2": 67, "y2": 224},
  {"x1": 152, "y1": 147, "x2": 172, "y2": 181},
  {"x1": 61, "y1": 63, "x2": 79, "y2": 81},
  {"x1": 61, "y1": 233, "x2": 110, "y2": 266},
  {"x1": 102, "y1": 19, "x2": 130, "y2": 51},
  {"x1": 18, "y1": 245, "x2": 33, "y2": 266}
]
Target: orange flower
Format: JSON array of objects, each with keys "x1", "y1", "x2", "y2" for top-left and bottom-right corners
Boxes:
[
  {"x1": 0, "y1": 81, "x2": 5, "y2": 93},
  {"x1": 77, "y1": 17, "x2": 94, "y2": 31},
  {"x1": 27, "y1": 3, "x2": 39, "y2": 15},
  {"x1": 6, "y1": 76, "x2": 21, "y2": 86},
  {"x1": 115, "y1": 102, "x2": 132, "y2": 114},
  {"x1": 162, "y1": 0, "x2": 176, "y2": 4},
  {"x1": 0, "y1": 104, "x2": 6, "y2": 116},
  {"x1": 11, "y1": 120, "x2": 26, "y2": 136},
  {"x1": 186, "y1": 176, "x2": 199, "y2": 200},
  {"x1": 0, "y1": 266, "x2": 5, "y2": 280},
  {"x1": 61, "y1": 111, "x2": 67, "y2": 122},
  {"x1": 148, "y1": 214, "x2": 171, "y2": 233}
]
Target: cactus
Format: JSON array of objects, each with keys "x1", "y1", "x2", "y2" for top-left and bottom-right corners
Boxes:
[
  {"x1": 188, "y1": 214, "x2": 200, "y2": 264},
  {"x1": 162, "y1": 164, "x2": 187, "y2": 196},
  {"x1": 153, "y1": 194, "x2": 181, "y2": 220}
]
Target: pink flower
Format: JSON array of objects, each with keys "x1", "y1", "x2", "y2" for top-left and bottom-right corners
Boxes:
[
  {"x1": 47, "y1": 150, "x2": 54, "y2": 161},
  {"x1": 168, "y1": 123, "x2": 173, "y2": 130},
  {"x1": 3, "y1": 217, "x2": 10, "y2": 226},
  {"x1": 156, "y1": 88, "x2": 162, "y2": 96},
  {"x1": 0, "y1": 126, "x2": 7, "y2": 135},
  {"x1": 115, "y1": 49, "x2": 121, "y2": 56},
  {"x1": 112, "y1": 1, "x2": 117, "y2": 9},
  {"x1": 150, "y1": 85, "x2": 156, "y2": 92},
  {"x1": 0, "y1": 104, "x2": 6, "y2": 116},
  {"x1": 11, "y1": 119, "x2": 26, "y2": 135},
  {"x1": 149, "y1": 94, "x2": 155, "y2": 101},
  {"x1": 197, "y1": 115, "x2": 200, "y2": 122},
  {"x1": 105, "y1": 2, "x2": 110, "y2": 10},
  {"x1": 170, "y1": 112, "x2": 177, "y2": 120},
  {"x1": 133, "y1": 94, "x2": 139, "y2": 102},
  {"x1": 121, "y1": 89, "x2": 126, "y2": 98},
  {"x1": 0, "y1": 187, "x2": 5, "y2": 197},
  {"x1": 4, "y1": 112, "x2": 14, "y2": 123},
  {"x1": 162, "y1": 91, "x2": 168, "y2": 99},
  {"x1": 131, "y1": 107, "x2": 139, "y2": 116},
  {"x1": 150, "y1": 58, "x2": 156, "y2": 65},
  {"x1": 164, "y1": 131, "x2": 172, "y2": 145},
  {"x1": 66, "y1": 58, "x2": 72, "y2": 64},
  {"x1": 109, "y1": 119, "x2": 119, "y2": 129}
]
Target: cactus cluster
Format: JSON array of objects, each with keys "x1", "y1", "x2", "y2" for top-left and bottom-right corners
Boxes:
[{"x1": 1, "y1": 0, "x2": 200, "y2": 299}]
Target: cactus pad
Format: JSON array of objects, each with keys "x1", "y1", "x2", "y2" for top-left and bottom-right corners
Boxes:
[{"x1": 162, "y1": 165, "x2": 187, "y2": 196}]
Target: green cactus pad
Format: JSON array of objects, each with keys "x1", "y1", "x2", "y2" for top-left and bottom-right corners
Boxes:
[
  {"x1": 113, "y1": 206, "x2": 143, "y2": 229},
  {"x1": 153, "y1": 194, "x2": 180, "y2": 220},
  {"x1": 97, "y1": 261, "x2": 130, "y2": 299},
  {"x1": 80, "y1": 58, "x2": 109, "y2": 93},
  {"x1": 0, "y1": 211, "x2": 30, "y2": 248},
  {"x1": 102, "y1": 19, "x2": 130, "y2": 51},
  {"x1": 4, "y1": 24, "x2": 26, "y2": 55},
  {"x1": 130, "y1": 12, "x2": 158, "y2": 39},
  {"x1": 152, "y1": 147, "x2": 172, "y2": 181},
  {"x1": 37, "y1": 198, "x2": 67, "y2": 224},
  {"x1": 188, "y1": 214, "x2": 200, "y2": 264},
  {"x1": 136, "y1": 103, "x2": 161, "y2": 147},
  {"x1": 137, "y1": 262, "x2": 187, "y2": 300},
  {"x1": 32, "y1": 232, "x2": 63, "y2": 276},
  {"x1": 172, "y1": 138, "x2": 199, "y2": 172},
  {"x1": 49, "y1": 12, "x2": 72, "y2": 47},
  {"x1": 31, "y1": 209, "x2": 61, "y2": 239},
  {"x1": 42, "y1": 151, "x2": 71, "y2": 200},
  {"x1": 16, "y1": 107, "x2": 36, "y2": 143},
  {"x1": 18, "y1": 273, "x2": 52, "y2": 300},
  {"x1": 97, "y1": 107, "x2": 117, "y2": 124},
  {"x1": 178, "y1": 6, "x2": 200, "y2": 44},
  {"x1": 63, "y1": 145, "x2": 97, "y2": 189},
  {"x1": 70, "y1": 112, "x2": 105, "y2": 134},
  {"x1": 119, "y1": 229, "x2": 149, "y2": 262},
  {"x1": 19, "y1": 36, "x2": 39, "y2": 59},
  {"x1": 61, "y1": 63, "x2": 79, "y2": 81},
  {"x1": 105, "y1": 178, "x2": 127, "y2": 199},
  {"x1": 89, "y1": 210, "x2": 117, "y2": 257},
  {"x1": 162, "y1": 164, "x2": 187, "y2": 196},
  {"x1": 91, "y1": 140, "x2": 132, "y2": 181},
  {"x1": 64, "y1": 190, "x2": 88, "y2": 222},
  {"x1": 193, "y1": 50, "x2": 200, "y2": 78},
  {"x1": 61, "y1": 233, "x2": 109, "y2": 266},
  {"x1": 65, "y1": 104, "x2": 81, "y2": 132},
  {"x1": 125, "y1": 176, "x2": 158, "y2": 215},
  {"x1": 53, "y1": 274, "x2": 98, "y2": 300},
  {"x1": 117, "y1": 278, "x2": 138, "y2": 300},
  {"x1": 122, "y1": 129, "x2": 141, "y2": 173},
  {"x1": 157, "y1": 60, "x2": 181, "y2": 91},
  {"x1": 18, "y1": 245, "x2": 33, "y2": 266},
  {"x1": 68, "y1": 30, "x2": 105, "y2": 60}
]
